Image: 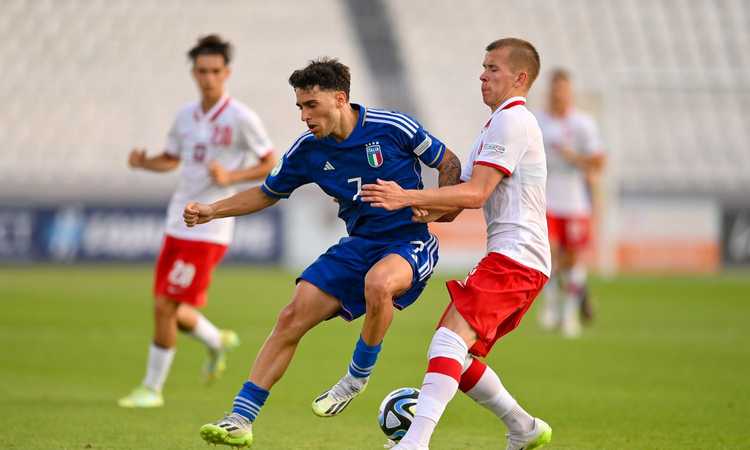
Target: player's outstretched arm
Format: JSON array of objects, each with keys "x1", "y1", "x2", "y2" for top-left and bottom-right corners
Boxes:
[
  {"x1": 183, "y1": 186, "x2": 278, "y2": 227},
  {"x1": 410, "y1": 206, "x2": 456, "y2": 223},
  {"x1": 560, "y1": 147, "x2": 605, "y2": 172},
  {"x1": 409, "y1": 203, "x2": 465, "y2": 223},
  {"x1": 432, "y1": 148, "x2": 464, "y2": 222},
  {"x1": 436, "y1": 148, "x2": 462, "y2": 187},
  {"x1": 128, "y1": 148, "x2": 180, "y2": 172},
  {"x1": 362, "y1": 165, "x2": 503, "y2": 211},
  {"x1": 208, "y1": 153, "x2": 279, "y2": 187}
]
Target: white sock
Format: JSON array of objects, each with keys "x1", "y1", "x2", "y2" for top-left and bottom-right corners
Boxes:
[
  {"x1": 400, "y1": 327, "x2": 468, "y2": 448},
  {"x1": 569, "y1": 263, "x2": 587, "y2": 292},
  {"x1": 542, "y1": 272, "x2": 559, "y2": 304},
  {"x1": 560, "y1": 268, "x2": 582, "y2": 336},
  {"x1": 461, "y1": 358, "x2": 533, "y2": 433},
  {"x1": 401, "y1": 412, "x2": 437, "y2": 448},
  {"x1": 142, "y1": 343, "x2": 175, "y2": 392},
  {"x1": 190, "y1": 313, "x2": 222, "y2": 351},
  {"x1": 563, "y1": 289, "x2": 580, "y2": 316},
  {"x1": 564, "y1": 264, "x2": 587, "y2": 305},
  {"x1": 502, "y1": 404, "x2": 535, "y2": 434}
]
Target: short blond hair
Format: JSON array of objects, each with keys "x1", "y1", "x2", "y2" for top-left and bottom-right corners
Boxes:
[
  {"x1": 550, "y1": 67, "x2": 571, "y2": 83},
  {"x1": 486, "y1": 38, "x2": 541, "y2": 88}
]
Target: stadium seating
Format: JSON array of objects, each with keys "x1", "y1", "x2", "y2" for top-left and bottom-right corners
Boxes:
[
  {"x1": 0, "y1": 0, "x2": 378, "y2": 202},
  {"x1": 1, "y1": 0, "x2": 747, "y2": 202},
  {"x1": 386, "y1": 0, "x2": 750, "y2": 195}
]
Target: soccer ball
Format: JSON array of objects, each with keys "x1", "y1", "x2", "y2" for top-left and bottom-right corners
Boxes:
[{"x1": 378, "y1": 387, "x2": 420, "y2": 442}]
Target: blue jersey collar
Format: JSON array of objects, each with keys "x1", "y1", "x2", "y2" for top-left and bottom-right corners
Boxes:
[{"x1": 324, "y1": 103, "x2": 365, "y2": 146}]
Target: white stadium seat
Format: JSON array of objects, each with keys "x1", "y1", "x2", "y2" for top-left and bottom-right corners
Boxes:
[{"x1": 0, "y1": 0, "x2": 747, "y2": 202}]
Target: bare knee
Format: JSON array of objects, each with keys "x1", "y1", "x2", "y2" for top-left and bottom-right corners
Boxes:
[
  {"x1": 364, "y1": 272, "x2": 398, "y2": 313},
  {"x1": 438, "y1": 305, "x2": 477, "y2": 347},
  {"x1": 271, "y1": 302, "x2": 310, "y2": 344},
  {"x1": 154, "y1": 297, "x2": 179, "y2": 319},
  {"x1": 567, "y1": 249, "x2": 583, "y2": 267}
]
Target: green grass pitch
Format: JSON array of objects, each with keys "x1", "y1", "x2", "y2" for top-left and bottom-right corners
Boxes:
[{"x1": 1, "y1": 266, "x2": 748, "y2": 449}]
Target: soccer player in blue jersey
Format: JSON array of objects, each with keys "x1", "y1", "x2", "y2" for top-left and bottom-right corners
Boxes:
[{"x1": 183, "y1": 57, "x2": 462, "y2": 448}]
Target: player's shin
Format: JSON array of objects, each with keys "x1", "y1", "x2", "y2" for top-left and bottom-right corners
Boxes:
[
  {"x1": 348, "y1": 335, "x2": 382, "y2": 380},
  {"x1": 459, "y1": 357, "x2": 534, "y2": 434},
  {"x1": 561, "y1": 266, "x2": 584, "y2": 337},
  {"x1": 143, "y1": 343, "x2": 175, "y2": 392},
  {"x1": 400, "y1": 327, "x2": 468, "y2": 448},
  {"x1": 187, "y1": 312, "x2": 222, "y2": 350},
  {"x1": 346, "y1": 292, "x2": 391, "y2": 386},
  {"x1": 538, "y1": 274, "x2": 561, "y2": 330},
  {"x1": 118, "y1": 343, "x2": 173, "y2": 408},
  {"x1": 311, "y1": 335, "x2": 377, "y2": 417},
  {"x1": 568, "y1": 263, "x2": 587, "y2": 305}
]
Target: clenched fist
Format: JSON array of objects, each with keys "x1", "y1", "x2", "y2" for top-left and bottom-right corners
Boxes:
[
  {"x1": 128, "y1": 148, "x2": 147, "y2": 168},
  {"x1": 208, "y1": 161, "x2": 231, "y2": 187},
  {"x1": 184, "y1": 202, "x2": 216, "y2": 227}
]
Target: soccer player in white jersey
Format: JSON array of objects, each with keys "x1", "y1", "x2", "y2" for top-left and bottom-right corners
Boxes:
[
  {"x1": 535, "y1": 69, "x2": 605, "y2": 338},
  {"x1": 362, "y1": 38, "x2": 552, "y2": 450},
  {"x1": 118, "y1": 35, "x2": 277, "y2": 408}
]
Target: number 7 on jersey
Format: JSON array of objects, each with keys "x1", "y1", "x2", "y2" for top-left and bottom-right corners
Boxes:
[{"x1": 347, "y1": 177, "x2": 362, "y2": 201}]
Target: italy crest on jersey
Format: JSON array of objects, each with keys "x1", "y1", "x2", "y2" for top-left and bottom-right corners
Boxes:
[{"x1": 366, "y1": 141, "x2": 383, "y2": 168}]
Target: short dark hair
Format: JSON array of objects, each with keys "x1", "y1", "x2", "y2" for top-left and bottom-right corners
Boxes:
[
  {"x1": 288, "y1": 57, "x2": 351, "y2": 98},
  {"x1": 188, "y1": 34, "x2": 233, "y2": 65},
  {"x1": 485, "y1": 38, "x2": 541, "y2": 88},
  {"x1": 550, "y1": 67, "x2": 571, "y2": 83}
]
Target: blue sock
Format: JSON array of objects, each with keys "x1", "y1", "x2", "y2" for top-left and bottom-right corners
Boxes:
[
  {"x1": 348, "y1": 336, "x2": 382, "y2": 379},
  {"x1": 232, "y1": 381, "x2": 269, "y2": 422}
]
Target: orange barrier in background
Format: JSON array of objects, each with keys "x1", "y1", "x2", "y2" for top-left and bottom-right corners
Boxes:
[
  {"x1": 429, "y1": 209, "x2": 486, "y2": 251},
  {"x1": 617, "y1": 241, "x2": 720, "y2": 273},
  {"x1": 428, "y1": 202, "x2": 722, "y2": 274}
]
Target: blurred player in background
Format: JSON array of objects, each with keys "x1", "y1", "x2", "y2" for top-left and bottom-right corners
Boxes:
[
  {"x1": 536, "y1": 69, "x2": 605, "y2": 338},
  {"x1": 363, "y1": 37, "x2": 551, "y2": 450},
  {"x1": 118, "y1": 35, "x2": 277, "y2": 408},
  {"x1": 185, "y1": 57, "x2": 462, "y2": 448}
]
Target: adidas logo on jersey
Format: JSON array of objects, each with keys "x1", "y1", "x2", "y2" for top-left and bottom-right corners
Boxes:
[{"x1": 323, "y1": 161, "x2": 335, "y2": 171}]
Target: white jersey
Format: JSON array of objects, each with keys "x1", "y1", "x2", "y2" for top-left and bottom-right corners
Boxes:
[
  {"x1": 164, "y1": 95, "x2": 273, "y2": 245},
  {"x1": 536, "y1": 109, "x2": 603, "y2": 216},
  {"x1": 461, "y1": 96, "x2": 551, "y2": 276}
]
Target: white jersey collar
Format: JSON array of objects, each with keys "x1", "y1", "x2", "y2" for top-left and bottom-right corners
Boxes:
[
  {"x1": 495, "y1": 96, "x2": 526, "y2": 114},
  {"x1": 194, "y1": 94, "x2": 231, "y2": 122}
]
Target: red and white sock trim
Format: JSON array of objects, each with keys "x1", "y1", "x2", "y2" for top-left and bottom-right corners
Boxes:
[
  {"x1": 459, "y1": 357, "x2": 487, "y2": 392},
  {"x1": 425, "y1": 327, "x2": 469, "y2": 381}
]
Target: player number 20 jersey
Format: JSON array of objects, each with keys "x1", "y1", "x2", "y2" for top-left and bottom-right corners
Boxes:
[
  {"x1": 164, "y1": 95, "x2": 273, "y2": 245},
  {"x1": 536, "y1": 109, "x2": 603, "y2": 216}
]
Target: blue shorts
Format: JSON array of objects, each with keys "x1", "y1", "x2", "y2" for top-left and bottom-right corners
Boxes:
[{"x1": 298, "y1": 232, "x2": 439, "y2": 321}]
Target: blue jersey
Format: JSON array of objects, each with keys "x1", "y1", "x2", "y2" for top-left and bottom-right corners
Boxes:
[{"x1": 262, "y1": 104, "x2": 446, "y2": 240}]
